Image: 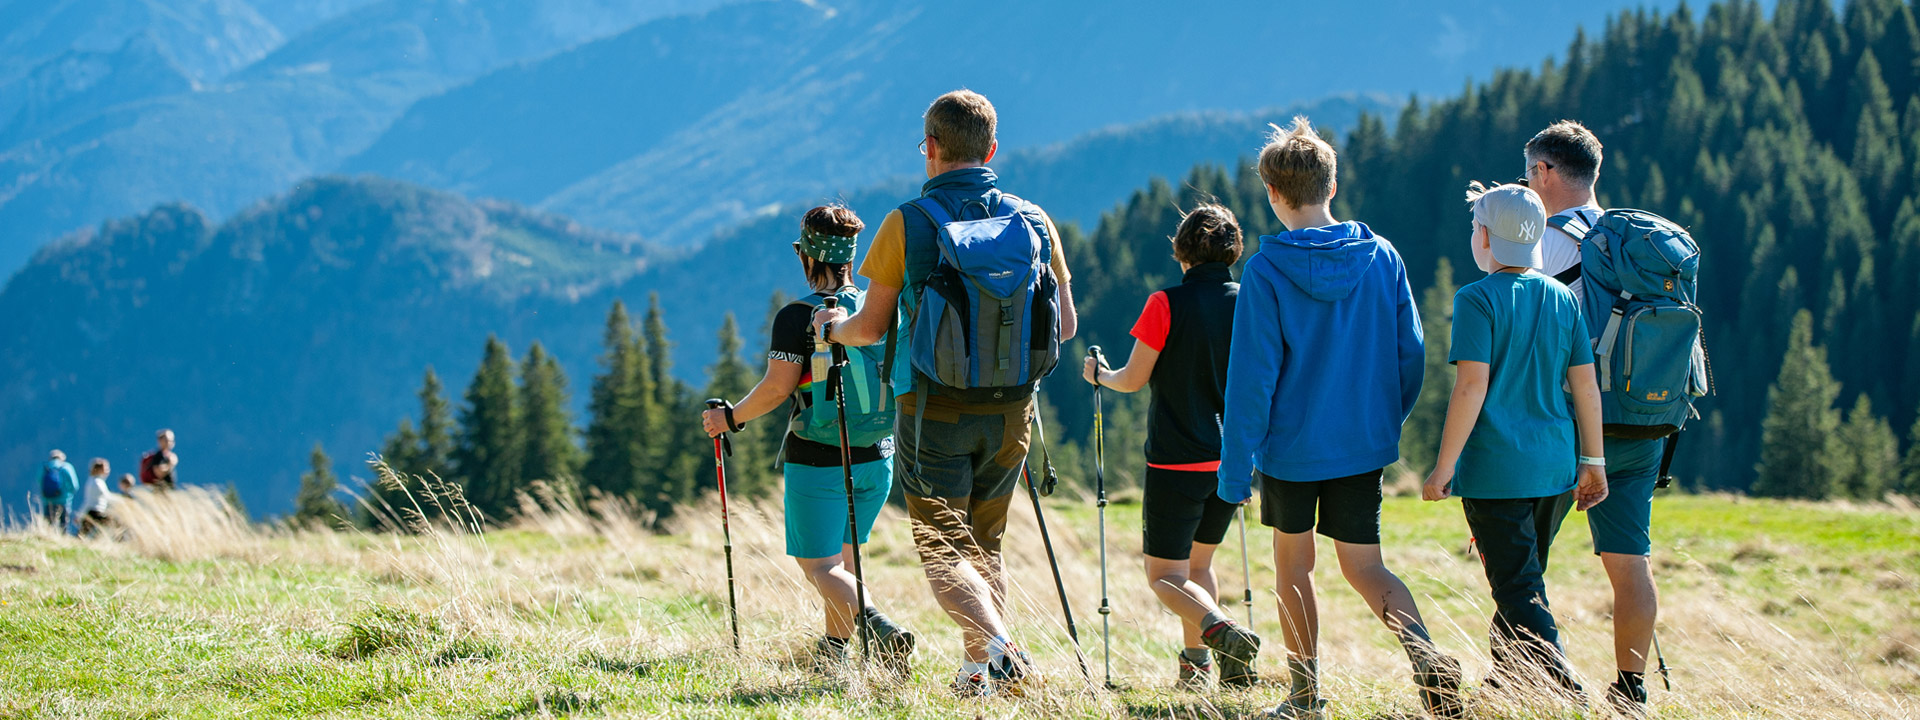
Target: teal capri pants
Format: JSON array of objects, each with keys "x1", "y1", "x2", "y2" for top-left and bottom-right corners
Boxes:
[{"x1": 784, "y1": 459, "x2": 893, "y2": 559}]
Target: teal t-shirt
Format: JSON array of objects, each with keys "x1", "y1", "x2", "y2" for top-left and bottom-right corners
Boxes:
[{"x1": 1447, "y1": 271, "x2": 1594, "y2": 499}]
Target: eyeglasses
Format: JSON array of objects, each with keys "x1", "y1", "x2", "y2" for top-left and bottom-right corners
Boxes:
[
  {"x1": 918, "y1": 134, "x2": 937, "y2": 156},
  {"x1": 1518, "y1": 159, "x2": 1554, "y2": 185}
]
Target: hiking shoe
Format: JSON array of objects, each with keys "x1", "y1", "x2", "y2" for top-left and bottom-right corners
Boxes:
[
  {"x1": 988, "y1": 646, "x2": 1037, "y2": 696},
  {"x1": 1260, "y1": 695, "x2": 1329, "y2": 720},
  {"x1": 808, "y1": 636, "x2": 850, "y2": 674},
  {"x1": 1411, "y1": 649, "x2": 1465, "y2": 719},
  {"x1": 950, "y1": 669, "x2": 991, "y2": 698},
  {"x1": 1606, "y1": 679, "x2": 1649, "y2": 719},
  {"x1": 1202, "y1": 620, "x2": 1262, "y2": 688},
  {"x1": 861, "y1": 611, "x2": 916, "y2": 682},
  {"x1": 1177, "y1": 653, "x2": 1215, "y2": 692}
]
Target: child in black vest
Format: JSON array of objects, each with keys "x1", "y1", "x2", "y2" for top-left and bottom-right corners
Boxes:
[{"x1": 1083, "y1": 204, "x2": 1263, "y2": 690}]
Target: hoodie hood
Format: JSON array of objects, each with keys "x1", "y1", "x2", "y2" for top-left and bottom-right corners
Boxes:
[{"x1": 1259, "y1": 221, "x2": 1380, "y2": 301}]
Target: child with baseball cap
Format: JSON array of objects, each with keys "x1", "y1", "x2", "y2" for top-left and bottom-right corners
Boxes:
[{"x1": 1422, "y1": 182, "x2": 1609, "y2": 700}]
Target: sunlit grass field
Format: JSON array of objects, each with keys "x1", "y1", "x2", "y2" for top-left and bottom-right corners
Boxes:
[{"x1": 1, "y1": 475, "x2": 1916, "y2": 719}]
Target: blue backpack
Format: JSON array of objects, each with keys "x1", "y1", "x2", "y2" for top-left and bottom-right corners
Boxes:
[
  {"x1": 41, "y1": 462, "x2": 63, "y2": 498},
  {"x1": 1559, "y1": 209, "x2": 1712, "y2": 439},
  {"x1": 895, "y1": 194, "x2": 1061, "y2": 404},
  {"x1": 791, "y1": 289, "x2": 894, "y2": 448}
]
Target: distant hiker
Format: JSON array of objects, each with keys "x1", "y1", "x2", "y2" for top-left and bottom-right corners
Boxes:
[
  {"x1": 39, "y1": 449, "x2": 79, "y2": 531},
  {"x1": 698, "y1": 205, "x2": 916, "y2": 678},
  {"x1": 117, "y1": 473, "x2": 137, "y2": 495},
  {"x1": 1081, "y1": 204, "x2": 1261, "y2": 690},
  {"x1": 1422, "y1": 182, "x2": 1609, "y2": 702},
  {"x1": 76, "y1": 458, "x2": 115, "y2": 536},
  {"x1": 1527, "y1": 120, "x2": 1704, "y2": 717},
  {"x1": 1217, "y1": 117, "x2": 1460, "y2": 720},
  {"x1": 139, "y1": 429, "x2": 178, "y2": 491},
  {"x1": 812, "y1": 89, "x2": 1078, "y2": 696}
]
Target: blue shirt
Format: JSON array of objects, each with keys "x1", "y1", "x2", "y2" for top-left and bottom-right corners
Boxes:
[
  {"x1": 1217, "y1": 222, "x2": 1423, "y2": 502},
  {"x1": 1448, "y1": 271, "x2": 1593, "y2": 499},
  {"x1": 41, "y1": 460, "x2": 79, "y2": 506}
]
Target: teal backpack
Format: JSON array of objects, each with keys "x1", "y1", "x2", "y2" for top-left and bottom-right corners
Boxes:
[
  {"x1": 790, "y1": 288, "x2": 895, "y2": 448},
  {"x1": 1560, "y1": 209, "x2": 1712, "y2": 440}
]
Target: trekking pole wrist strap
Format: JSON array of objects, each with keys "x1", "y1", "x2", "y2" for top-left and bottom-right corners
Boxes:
[{"x1": 724, "y1": 405, "x2": 744, "y2": 433}]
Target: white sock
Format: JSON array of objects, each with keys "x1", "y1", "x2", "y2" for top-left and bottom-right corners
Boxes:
[
  {"x1": 987, "y1": 635, "x2": 1013, "y2": 664},
  {"x1": 959, "y1": 661, "x2": 990, "y2": 679}
]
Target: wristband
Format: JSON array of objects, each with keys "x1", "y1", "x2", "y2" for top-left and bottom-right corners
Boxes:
[{"x1": 1578, "y1": 455, "x2": 1606, "y2": 467}]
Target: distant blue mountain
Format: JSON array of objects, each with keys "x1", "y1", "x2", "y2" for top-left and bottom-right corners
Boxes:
[{"x1": 0, "y1": 0, "x2": 1693, "y2": 280}]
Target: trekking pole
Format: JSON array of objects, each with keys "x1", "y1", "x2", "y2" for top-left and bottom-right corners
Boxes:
[
  {"x1": 705, "y1": 398, "x2": 742, "y2": 652},
  {"x1": 1652, "y1": 632, "x2": 1672, "y2": 690},
  {"x1": 1221, "y1": 413, "x2": 1254, "y2": 623},
  {"x1": 1089, "y1": 345, "x2": 1116, "y2": 689},
  {"x1": 820, "y1": 298, "x2": 870, "y2": 667},
  {"x1": 1024, "y1": 404, "x2": 1094, "y2": 686}
]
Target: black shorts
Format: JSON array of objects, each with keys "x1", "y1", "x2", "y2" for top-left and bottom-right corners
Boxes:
[
  {"x1": 1142, "y1": 467, "x2": 1239, "y2": 560},
  {"x1": 1258, "y1": 468, "x2": 1385, "y2": 545}
]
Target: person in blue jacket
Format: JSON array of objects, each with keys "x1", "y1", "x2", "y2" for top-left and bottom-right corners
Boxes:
[
  {"x1": 1218, "y1": 117, "x2": 1461, "y2": 720},
  {"x1": 39, "y1": 449, "x2": 79, "y2": 532}
]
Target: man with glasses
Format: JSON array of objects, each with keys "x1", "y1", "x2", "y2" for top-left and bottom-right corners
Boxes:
[
  {"x1": 813, "y1": 89, "x2": 1078, "y2": 696},
  {"x1": 1524, "y1": 121, "x2": 1661, "y2": 717}
]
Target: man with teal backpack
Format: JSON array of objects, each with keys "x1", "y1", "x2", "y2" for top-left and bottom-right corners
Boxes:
[
  {"x1": 814, "y1": 89, "x2": 1079, "y2": 697},
  {"x1": 1526, "y1": 121, "x2": 1710, "y2": 718},
  {"x1": 700, "y1": 205, "x2": 916, "y2": 680}
]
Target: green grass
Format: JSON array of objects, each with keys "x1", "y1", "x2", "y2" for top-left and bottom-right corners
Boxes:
[{"x1": 1, "y1": 490, "x2": 1915, "y2": 718}]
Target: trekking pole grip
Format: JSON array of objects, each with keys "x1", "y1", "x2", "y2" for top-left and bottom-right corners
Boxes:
[
  {"x1": 1087, "y1": 345, "x2": 1108, "y2": 387},
  {"x1": 705, "y1": 398, "x2": 740, "y2": 448}
]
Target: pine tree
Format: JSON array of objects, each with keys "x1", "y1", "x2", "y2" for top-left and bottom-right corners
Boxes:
[
  {"x1": 1833, "y1": 394, "x2": 1900, "y2": 499},
  {"x1": 379, "y1": 418, "x2": 421, "y2": 482},
  {"x1": 454, "y1": 336, "x2": 524, "y2": 520},
  {"x1": 703, "y1": 313, "x2": 769, "y2": 498},
  {"x1": 1755, "y1": 310, "x2": 1843, "y2": 499},
  {"x1": 642, "y1": 292, "x2": 698, "y2": 510},
  {"x1": 417, "y1": 368, "x2": 455, "y2": 481},
  {"x1": 1399, "y1": 257, "x2": 1457, "y2": 474},
  {"x1": 1902, "y1": 410, "x2": 1920, "y2": 497},
  {"x1": 518, "y1": 341, "x2": 581, "y2": 488},
  {"x1": 292, "y1": 443, "x2": 346, "y2": 528},
  {"x1": 584, "y1": 301, "x2": 646, "y2": 499}
]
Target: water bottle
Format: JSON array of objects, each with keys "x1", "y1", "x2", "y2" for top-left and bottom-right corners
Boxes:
[{"x1": 812, "y1": 296, "x2": 837, "y2": 383}]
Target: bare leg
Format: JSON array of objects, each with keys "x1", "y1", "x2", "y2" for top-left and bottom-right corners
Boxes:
[
  {"x1": 1272, "y1": 530, "x2": 1319, "y2": 659},
  {"x1": 1145, "y1": 552, "x2": 1227, "y2": 650},
  {"x1": 1332, "y1": 540, "x2": 1427, "y2": 638},
  {"x1": 794, "y1": 547, "x2": 862, "y2": 639},
  {"x1": 1601, "y1": 552, "x2": 1658, "y2": 673}
]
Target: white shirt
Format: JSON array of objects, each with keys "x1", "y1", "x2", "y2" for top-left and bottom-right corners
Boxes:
[
  {"x1": 77, "y1": 474, "x2": 112, "y2": 515},
  {"x1": 1542, "y1": 204, "x2": 1602, "y2": 303}
]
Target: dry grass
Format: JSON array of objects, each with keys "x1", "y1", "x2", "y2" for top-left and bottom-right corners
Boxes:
[{"x1": 0, "y1": 465, "x2": 1916, "y2": 718}]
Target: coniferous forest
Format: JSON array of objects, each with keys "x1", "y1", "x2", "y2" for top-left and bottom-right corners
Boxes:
[{"x1": 364, "y1": 0, "x2": 1920, "y2": 527}]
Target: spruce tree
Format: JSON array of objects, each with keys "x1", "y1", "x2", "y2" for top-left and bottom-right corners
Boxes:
[
  {"x1": 1755, "y1": 310, "x2": 1843, "y2": 499},
  {"x1": 703, "y1": 313, "x2": 768, "y2": 498},
  {"x1": 1834, "y1": 394, "x2": 1900, "y2": 500},
  {"x1": 417, "y1": 368, "x2": 455, "y2": 481},
  {"x1": 454, "y1": 336, "x2": 524, "y2": 520},
  {"x1": 519, "y1": 341, "x2": 581, "y2": 488},
  {"x1": 757, "y1": 290, "x2": 795, "y2": 472},
  {"x1": 584, "y1": 301, "x2": 645, "y2": 499},
  {"x1": 292, "y1": 443, "x2": 346, "y2": 528},
  {"x1": 642, "y1": 292, "x2": 699, "y2": 510},
  {"x1": 1399, "y1": 257, "x2": 1457, "y2": 474},
  {"x1": 1902, "y1": 410, "x2": 1920, "y2": 497}
]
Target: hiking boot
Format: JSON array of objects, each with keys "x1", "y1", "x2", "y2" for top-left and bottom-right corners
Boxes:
[
  {"x1": 1410, "y1": 648, "x2": 1465, "y2": 719},
  {"x1": 1261, "y1": 695, "x2": 1329, "y2": 720},
  {"x1": 1606, "y1": 679, "x2": 1649, "y2": 719},
  {"x1": 988, "y1": 645, "x2": 1037, "y2": 696},
  {"x1": 808, "y1": 635, "x2": 850, "y2": 674},
  {"x1": 1177, "y1": 652, "x2": 1215, "y2": 692},
  {"x1": 861, "y1": 611, "x2": 916, "y2": 682},
  {"x1": 1202, "y1": 620, "x2": 1262, "y2": 688},
  {"x1": 950, "y1": 669, "x2": 991, "y2": 698}
]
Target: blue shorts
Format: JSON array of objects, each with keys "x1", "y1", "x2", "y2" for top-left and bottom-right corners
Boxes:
[
  {"x1": 784, "y1": 459, "x2": 893, "y2": 559},
  {"x1": 1587, "y1": 436, "x2": 1664, "y2": 556}
]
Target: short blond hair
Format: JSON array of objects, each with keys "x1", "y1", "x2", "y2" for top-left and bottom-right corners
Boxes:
[
  {"x1": 1257, "y1": 116, "x2": 1337, "y2": 209},
  {"x1": 924, "y1": 90, "x2": 996, "y2": 163}
]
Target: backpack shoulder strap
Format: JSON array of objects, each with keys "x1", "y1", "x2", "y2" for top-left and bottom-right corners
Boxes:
[
  {"x1": 1548, "y1": 211, "x2": 1593, "y2": 241},
  {"x1": 909, "y1": 196, "x2": 954, "y2": 227}
]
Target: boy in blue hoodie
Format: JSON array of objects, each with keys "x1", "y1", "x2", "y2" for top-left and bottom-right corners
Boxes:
[
  {"x1": 1421, "y1": 182, "x2": 1609, "y2": 701},
  {"x1": 1219, "y1": 117, "x2": 1459, "y2": 720}
]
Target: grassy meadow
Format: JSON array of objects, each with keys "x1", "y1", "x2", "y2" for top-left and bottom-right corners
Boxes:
[{"x1": 1, "y1": 472, "x2": 1917, "y2": 719}]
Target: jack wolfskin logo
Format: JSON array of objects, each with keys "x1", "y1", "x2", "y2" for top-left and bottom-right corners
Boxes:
[
  {"x1": 1646, "y1": 390, "x2": 1669, "y2": 401},
  {"x1": 1664, "y1": 279, "x2": 1675, "y2": 292}
]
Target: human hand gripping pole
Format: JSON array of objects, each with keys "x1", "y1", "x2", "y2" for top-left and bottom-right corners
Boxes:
[
  {"x1": 1088, "y1": 345, "x2": 1118, "y2": 690},
  {"x1": 819, "y1": 297, "x2": 871, "y2": 667},
  {"x1": 704, "y1": 398, "x2": 742, "y2": 651}
]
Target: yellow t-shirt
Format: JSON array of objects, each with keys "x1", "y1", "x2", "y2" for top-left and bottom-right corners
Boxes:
[{"x1": 858, "y1": 208, "x2": 1072, "y2": 288}]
